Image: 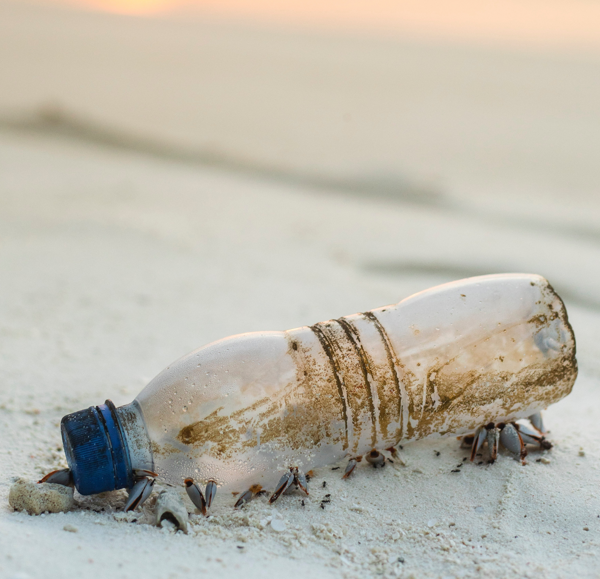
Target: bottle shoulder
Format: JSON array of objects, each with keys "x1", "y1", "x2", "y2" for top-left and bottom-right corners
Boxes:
[{"x1": 135, "y1": 331, "x2": 297, "y2": 422}]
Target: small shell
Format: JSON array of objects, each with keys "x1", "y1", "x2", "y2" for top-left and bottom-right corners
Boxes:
[
  {"x1": 486, "y1": 425, "x2": 500, "y2": 462},
  {"x1": 365, "y1": 450, "x2": 385, "y2": 467},
  {"x1": 205, "y1": 480, "x2": 217, "y2": 508},
  {"x1": 38, "y1": 468, "x2": 73, "y2": 487},
  {"x1": 268, "y1": 470, "x2": 294, "y2": 504},
  {"x1": 234, "y1": 489, "x2": 254, "y2": 508},
  {"x1": 500, "y1": 423, "x2": 523, "y2": 457},
  {"x1": 529, "y1": 413, "x2": 546, "y2": 434},
  {"x1": 124, "y1": 477, "x2": 154, "y2": 512},
  {"x1": 295, "y1": 472, "x2": 309, "y2": 495},
  {"x1": 342, "y1": 459, "x2": 357, "y2": 479},
  {"x1": 184, "y1": 478, "x2": 206, "y2": 515},
  {"x1": 155, "y1": 489, "x2": 189, "y2": 533}
]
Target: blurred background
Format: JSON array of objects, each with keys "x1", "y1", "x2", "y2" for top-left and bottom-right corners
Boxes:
[
  {"x1": 2, "y1": 3, "x2": 600, "y2": 577},
  {"x1": 1, "y1": 0, "x2": 599, "y2": 405}
]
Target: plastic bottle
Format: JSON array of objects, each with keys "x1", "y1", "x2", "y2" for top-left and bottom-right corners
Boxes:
[{"x1": 61, "y1": 273, "x2": 577, "y2": 495}]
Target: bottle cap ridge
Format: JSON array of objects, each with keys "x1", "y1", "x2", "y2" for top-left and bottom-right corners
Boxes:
[{"x1": 61, "y1": 400, "x2": 133, "y2": 495}]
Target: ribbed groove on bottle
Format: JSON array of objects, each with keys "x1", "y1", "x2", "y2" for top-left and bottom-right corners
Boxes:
[
  {"x1": 336, "y1": 317, "x2": 378, "y2": 447},
  {"x1": 361, "y1": 311, "x2": 407, "y2": 440},
  {"x1": 309, "y1": 323, "x2": 350, "y2": 450}
]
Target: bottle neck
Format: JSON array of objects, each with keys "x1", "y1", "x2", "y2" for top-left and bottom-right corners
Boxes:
[{"x1": 115, "y1": 400, "x2": 154, "y2": 475}]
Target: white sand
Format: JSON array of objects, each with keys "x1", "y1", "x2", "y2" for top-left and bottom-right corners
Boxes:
[{"x1": 1, "y1": 2, "x2": 600, "y2": 578}]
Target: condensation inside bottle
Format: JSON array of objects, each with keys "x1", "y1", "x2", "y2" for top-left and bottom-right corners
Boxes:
[{"x1": 134, "y1": 274, "x2": 576, "y2": 493}]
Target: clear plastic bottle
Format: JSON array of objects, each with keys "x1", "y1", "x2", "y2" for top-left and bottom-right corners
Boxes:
[{"x1": 61, "y1": 273, "x2": 577, "y2": 495}]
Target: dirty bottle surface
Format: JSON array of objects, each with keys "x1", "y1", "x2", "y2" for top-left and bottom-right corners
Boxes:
[{"x1": 61, "y1": 273, "x2": 577, "y2": 495}]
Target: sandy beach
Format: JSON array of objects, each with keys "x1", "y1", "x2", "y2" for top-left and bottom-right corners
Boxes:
[{"x1": 1, "y1": 1, "x2": 600, "y2": 578}]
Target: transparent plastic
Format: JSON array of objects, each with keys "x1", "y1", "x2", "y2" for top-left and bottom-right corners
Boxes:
[{"x1": 131, "y1": 274, "x2": 577, "y2": 492}]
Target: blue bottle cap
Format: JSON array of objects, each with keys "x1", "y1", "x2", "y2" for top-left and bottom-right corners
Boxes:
[{"x1": 61, "y1": 400, "x2": 133, "y2": 495}]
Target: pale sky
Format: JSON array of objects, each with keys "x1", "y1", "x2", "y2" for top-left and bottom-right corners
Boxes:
[{"x1": 38, "y1": 0, "x2": 600, "y2": 52}]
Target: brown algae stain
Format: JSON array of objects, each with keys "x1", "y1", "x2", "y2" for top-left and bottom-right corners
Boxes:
[
  {"x1": 176, "y1": 334, "x2": 347, "y2": 459},
  {"x1": 175, "y1": 277, "x2": 577, "y2": 461}
]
